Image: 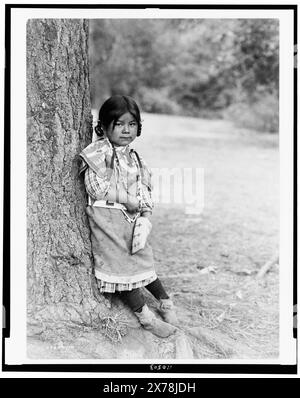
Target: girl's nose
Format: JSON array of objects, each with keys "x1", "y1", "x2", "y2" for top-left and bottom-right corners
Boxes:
[{"x1": 122, "y1": 125, "x2": 130, "y2": 134}]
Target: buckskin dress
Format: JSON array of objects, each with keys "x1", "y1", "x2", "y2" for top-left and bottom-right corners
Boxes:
[{"x1": 79, "y1": 137, "x2": 157, "y2": 293}]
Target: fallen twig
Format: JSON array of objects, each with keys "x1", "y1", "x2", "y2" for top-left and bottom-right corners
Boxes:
[{"x1": 256, "y1": 254, "x2": 279, "y2": 278}]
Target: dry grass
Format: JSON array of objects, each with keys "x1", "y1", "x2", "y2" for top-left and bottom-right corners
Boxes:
[
  {"x1": 100, "y1": 311, "x2": 129, "y2": 343},
  {"x1": 181, "y1": 273, "x2": 279, "y2": 358}
]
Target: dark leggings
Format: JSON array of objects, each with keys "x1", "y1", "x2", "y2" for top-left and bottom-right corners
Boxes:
[{"x1": 117, "y1": 278, "x2": 169, "y2": 313}]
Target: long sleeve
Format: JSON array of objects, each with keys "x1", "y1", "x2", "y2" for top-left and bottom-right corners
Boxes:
[
  {"x1": 84, "y1": 167, "x2": 110, "y2": 200},
  {"x1": 139, "y1": 183, "x2": 154, "y2": 213},
  {"x1": 131, "y1": 151, "x2": 154, "y2": 214}
]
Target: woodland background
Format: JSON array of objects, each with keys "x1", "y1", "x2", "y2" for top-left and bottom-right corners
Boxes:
[
  {"x1": 90, "y1": 18, "x2": 279, "y2": 133},
  {"x1": 26, "y1": 18, "x2": 280, "y2": 360}
]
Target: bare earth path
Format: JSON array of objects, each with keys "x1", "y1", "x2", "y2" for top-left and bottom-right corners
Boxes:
[{"x1": 28, "y1": 113, "x2": 279, "y2": 360}]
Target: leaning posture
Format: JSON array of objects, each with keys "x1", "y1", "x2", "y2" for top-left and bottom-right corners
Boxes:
[{"x1": 79, "y1": 95, "x2": 178, "y2": 337}]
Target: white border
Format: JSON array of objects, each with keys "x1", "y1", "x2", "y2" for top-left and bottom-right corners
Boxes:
[{"x1": 3, "y1": 5, "x2": 296, "y2": 372}]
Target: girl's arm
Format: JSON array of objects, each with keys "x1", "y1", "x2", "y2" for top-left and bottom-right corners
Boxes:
[
  {"x1": 85, "y1": 167, "x2": 142, "y2": 213},
  {"x1": 84, "y1": 167, "x2": 110, "y2": 200},
  {"x1": 135, "y1": 153, "x2": 154, "y2": 217},
  {"x1": 139, "y1": 184, "x2": 153, "y2": 218}
]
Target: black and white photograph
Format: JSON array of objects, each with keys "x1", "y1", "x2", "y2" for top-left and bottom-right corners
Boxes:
[{"x1": 2, "y1": 3, "x2": 297, "y2": 375}]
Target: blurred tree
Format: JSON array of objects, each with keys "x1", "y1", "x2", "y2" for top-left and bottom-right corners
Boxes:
[
  {"x1": 232, "y1": 19, "x2": 279, "y2": 100},
  {"x1": 89, "y1": 18, "x2": 279, "y2": 131}
]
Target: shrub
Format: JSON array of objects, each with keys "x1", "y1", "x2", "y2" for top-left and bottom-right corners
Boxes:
[
  {"x1": 135, "y1": 87, "x2": 182, "y2": 115},
  {"x1": 224, "y1": 94, "x2": 279, "y2": 133}
]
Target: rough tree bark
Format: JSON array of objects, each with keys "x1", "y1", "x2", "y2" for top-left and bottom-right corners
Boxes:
[{"x1": 26, "y1": 19, "x2": 107, "y2": 332}]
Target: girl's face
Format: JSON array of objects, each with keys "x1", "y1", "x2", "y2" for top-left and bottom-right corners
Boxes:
[{"x1": 104, "y1": 112, "x2": 138, "y2": 147}]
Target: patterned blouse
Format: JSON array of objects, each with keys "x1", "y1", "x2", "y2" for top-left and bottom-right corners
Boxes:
[{"x1": 84, "y1": 143, "x2": 153, "y2": 214}]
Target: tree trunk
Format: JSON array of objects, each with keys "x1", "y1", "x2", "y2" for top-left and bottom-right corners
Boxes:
[{"x1": 26, "y1": 19, "x2": 106, "y2": 330}]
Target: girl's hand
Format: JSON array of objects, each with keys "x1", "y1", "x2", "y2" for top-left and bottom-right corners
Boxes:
[
  {"x1": 140, "y1": 210, "x2": 152, "y2": 219},
  {"x1": 122, "y1": 193, "x2": 140, "y2": 213},
  {"x1": 106, "y1": 183, "x2": 139, "y2": 212}
]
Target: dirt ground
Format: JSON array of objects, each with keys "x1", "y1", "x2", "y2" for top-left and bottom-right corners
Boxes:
[
  {"x1": 28, "y1": 113, "x2": 279, "y2": 360},
  {"x1": 136, "y1": 113, "x2": 279, "y2": 358}
]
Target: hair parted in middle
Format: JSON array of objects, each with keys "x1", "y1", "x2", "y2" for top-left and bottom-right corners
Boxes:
[{"x1": 95, "y1": 95, "x2": 142, "y2": 138}]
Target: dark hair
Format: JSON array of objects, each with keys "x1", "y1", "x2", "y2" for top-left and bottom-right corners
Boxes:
[{"x1": 95, "y1": 95, "x2": 142, "y2": 137}]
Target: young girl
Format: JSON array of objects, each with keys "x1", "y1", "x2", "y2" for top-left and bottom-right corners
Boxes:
[{"x1": 79, "y1": 95, "x2": 178, "y2": 338}]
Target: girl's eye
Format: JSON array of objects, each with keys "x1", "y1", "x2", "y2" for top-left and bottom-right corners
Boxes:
[{"x1": 114, "y1": 121, "x2": 137, "y2": 128}]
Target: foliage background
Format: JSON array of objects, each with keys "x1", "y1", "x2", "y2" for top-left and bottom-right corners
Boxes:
[{"x1": 89, "y1": 19, "x2": 279, "y2": 133}]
